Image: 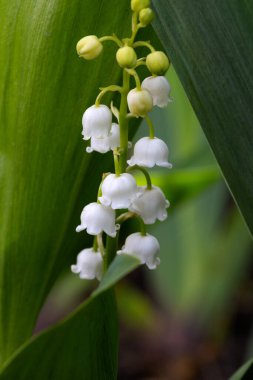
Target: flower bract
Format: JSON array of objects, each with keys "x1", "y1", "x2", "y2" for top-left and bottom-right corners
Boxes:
[
  {"x1": 76, "y1": 202, "x2": 116, "y2": 237},
  {"x1": 117, "y1": 232, "x2": 160, "y2": 270},
  {"x1": 71, "y1": 248, "x2": 103, "y2": 280},
  {"x1": 127, "y1": 136, "x2": 172, "y2": 168}
]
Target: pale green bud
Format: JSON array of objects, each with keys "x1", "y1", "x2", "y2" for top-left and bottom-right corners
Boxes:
[
  {"x1": 116, "y1": 46, "x2": 137, "y2": 68},
  {"x1": 139, "y1": 8, "x2": 154, "y2": 26},
  {"x1": 76, "y1": 35, "x2": 103, "y2": 60},
  {"x1": 127, "y1": 88, "x2": 153, "y2": 117},
  {"x1": 131, "y1": 0, "x2": 150, "y2": 12},
  {"x1": 146, "y1": 51, "x2": 170, "y2": 75}
]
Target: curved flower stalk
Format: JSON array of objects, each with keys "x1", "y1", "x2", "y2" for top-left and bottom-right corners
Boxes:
[{"x1": 71, "y1": 0, "x2": 173, "y2": 280}]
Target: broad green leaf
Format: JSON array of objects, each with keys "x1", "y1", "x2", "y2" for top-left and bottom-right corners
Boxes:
[
  {"x1": 0, "y1": 0, "x2": 153, "y2": 364},
  {"x1": 153, "y1": 0, "x2": 253, "y2": 236},
  {"x1": 229, "y1": 359, "x2": 253, "y2": 380},
  {"x1": 0, "y1": 291, "x2": 118, "y2": 380},
  {"x1": 94, "y1": 254, "x2": 141, "y2": 297},
  {"x1": 0, "y1": 254, "x2": 139, "y2": 379}
]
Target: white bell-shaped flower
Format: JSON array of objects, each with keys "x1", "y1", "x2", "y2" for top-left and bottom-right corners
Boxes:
[
  {"x1": 86, "y1": 123, "x2": 120, "y2": 154},
  {"x1": 141, "y1": 76, "x2": 171, "y2": 108},
  {"x1": 82, "y1": 104, "x2": 112, "y2": 140},
  {"x1": 129, "y1": 186, "x2": 170, "y2": 224},
  {"x1": 71, "y1": 248, "x2": 103, "y2": 280},
  {"x1": 127, "y1": 137, "x2": 172, "y2": 168},
  {"x1": 99, "y1": 173, "x2": 138, "y2": 209},
  {"x1": 76, "y1": 202, "x2": 116, "y2": 237},
  {"x1": 117, "y1": 232, "x2": 160, "y2": 270}
]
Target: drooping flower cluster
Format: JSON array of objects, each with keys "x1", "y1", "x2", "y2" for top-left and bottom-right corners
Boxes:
[{"x1": 71, "y1": 0, "x2": 172, "y2": 281}]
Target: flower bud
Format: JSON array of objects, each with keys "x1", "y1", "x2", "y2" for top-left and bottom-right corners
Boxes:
[
  {"x1": 127, "y1": 88, "x2": 153, "y2": 117},
  {"x1": 76, "y1": 35, "x2": 103, "y2": 60},
  {"x1": 139, "y1": 8, "x2": 154, "y2": 26},
  {"x1": 131, "y1": 0, "x2": 150, "y2": 12},
  {"x1": 146, "y1": 51, "x2": 170, "y2": 75},
  {"x1": 116, "y1": 46, "x2": 137, "y2": 68}
]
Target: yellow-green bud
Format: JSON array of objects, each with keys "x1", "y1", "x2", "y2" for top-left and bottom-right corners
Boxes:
[
  {"x1": 127, "y1": 88, "x2": 153, "y2": 117},
  {"x1": 76, "y1": 35, "x2": 103, "y2": 60},
  {"x1": 131, "y1": 0, "x2": 150, "y2": 12},
  {"x1": 139, "y1": 8, "x2": 154, "y2": 26},
  {"x1": 116, "y1": 46, "x2": 137, "y2": 68},
  {"x1": 146, "y1": 51, "x2": 170, "y2": 75}
]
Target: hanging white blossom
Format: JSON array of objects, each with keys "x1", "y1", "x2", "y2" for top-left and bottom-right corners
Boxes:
[
  {"x1": 99, "y1": 173, "x2": 138, "y2": 209},
  {"x1": 82, "y1": 104, "x2": 112, "y2": 140},
  {"x1": 76, "y1": 202, "x2": 116, "y2": 237},
  {"x1": 117, "y1": 232, "x2": 160, "y2": 269},
  {"x1": 141, "y1": 76, "x2": 171, "y2": 108},
  {"x1": 86, "y1": 123, "x2": 120, "y2": 154},
  {"x1": 71, "y1": 248, "x2": 103, "y2": 280},
  {"x1": 127, "y1": 136, "x2": 172, "y2": 168},
  {"x1": 129, "y1": 185, "x2": 169, "y2": 224}
]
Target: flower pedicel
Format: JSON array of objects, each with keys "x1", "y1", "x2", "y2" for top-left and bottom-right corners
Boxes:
[{"x1": 72, "y1": 0, "x2": 173, "y2": 279}]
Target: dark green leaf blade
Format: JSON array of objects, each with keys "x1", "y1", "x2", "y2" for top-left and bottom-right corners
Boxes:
[
  {"x1": 0, "y1": 252, "x2": 141, "y2": 379},
  {"x1": 0, "y1": 0, "x2": 150, "y2": 364},
  {"x1": 94, "y1": 254, "x2": 141, "y2": 297},
  {"x1": 0, "y1": 290, "x2": 118, "y2": 380},
  {"x1": 153, "y1": 0, "x2": 253, "y2": 236},
  {"x1": 229, "y1": 359, "x2": 253, "y2": 380}
]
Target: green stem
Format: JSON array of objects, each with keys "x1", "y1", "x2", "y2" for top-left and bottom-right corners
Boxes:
[
  {"x1": 126, "y1": 165, "x2": 152, "y2": 190},
  {"x1": 145, "y1": 115, "x2": 155, "y2": 139},
  {"x1": 97, "y1": 233, "x2": 105, "y2": 258},
  {"x1": 95, "y1": 85, "x2": 122, "y2": 106},
  {"x1": 126, "y1": 68, "x2": 141, "y2": 90},
  {"x1": 99, "y1": 35, "x2": 123, "y2": 47},
  {"x1": 113, "y1": 151, "x2": 120, "y2": 176},
  {"x1": 93, "y1": 236, "x2": 98, "y2": 252},
  {"x1": 116, "y1": 211, "x2": 146, "y2": 236},
  {"x1": 119, "y1": 69, "x2": 130, "y2": 172},
  {"x1": 136, "y1": 215, "x2": 146, "y2": 236},
  {"x1": 105, "y1": 232, "x2": 119, "y2": 268},
  {"x1": 133, "y1": 41, "x2": 156, "y2": 52},
  {"x1": 116, "y1": 211, "x2": 135, "y2": 224}
]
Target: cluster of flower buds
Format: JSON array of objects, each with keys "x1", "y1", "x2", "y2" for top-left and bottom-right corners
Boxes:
[{"x1": 71, "y1": 0, "x2": 172, "y2": 281}]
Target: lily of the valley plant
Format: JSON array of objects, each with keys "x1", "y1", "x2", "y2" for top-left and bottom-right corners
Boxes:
[{"x1": 72, "y1": 0, "x2": 172, "y2": 280}]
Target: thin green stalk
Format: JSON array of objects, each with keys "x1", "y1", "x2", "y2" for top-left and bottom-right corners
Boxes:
[
  {"x1": 145, "y1": 115, "x2": 155, "y2": 139},
  {"x1": 126, "y1": 165, "x2": 152, "y2": 190},
  {"x1": 105, "y1": 232, "x2": 119, "y2": 268},
  {"x1": 119, "y1": 69, "x2": 130, "y2": 172},
  {"x1": 95, "y1": 85, "x2": 122, "y2": 106},
  {"x1": 99, "y1": 35, "x2": 123, "y2": 47},
  {"x1": 113, "y1": 151, "x2": 120, "y2": 176},
  {"x1": 133, "y1": 41, "x2": 155, "y2": 52}
]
